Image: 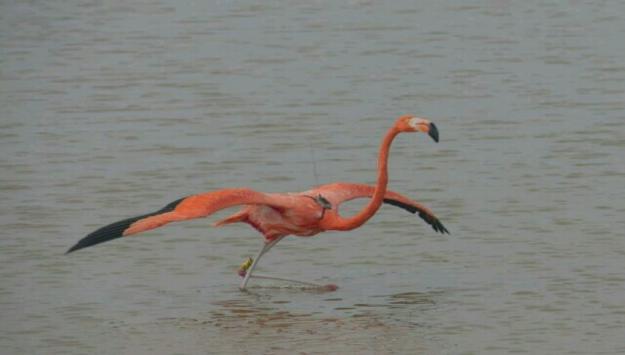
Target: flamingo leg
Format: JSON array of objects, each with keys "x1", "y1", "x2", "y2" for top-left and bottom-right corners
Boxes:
[{"x1": 239, "y1": 236, "x2": 284, "y2": 290}]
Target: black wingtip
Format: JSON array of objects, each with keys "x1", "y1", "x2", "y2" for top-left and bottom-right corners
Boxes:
[
  {"x1": 65, "y1": 218, "x2": 132, "y2": 254},
  {"x1": 384, "y1": 198, "x2": 449, "y2": 235},
  {"x1": 65, "y1": 236, "x2": 107, "y2": 254},
  {"x1": 419, "y1": 211, "x2": 450, "y2": 235},
  {"x1": 65, "y1": 197, "x2": 186, "y2": 254},
  {"x1": 66, "y1": 244, "x2": 81, "y2": 254}
]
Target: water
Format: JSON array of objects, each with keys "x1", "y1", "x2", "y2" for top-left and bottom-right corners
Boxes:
[{"x1": 2, "y1": 1, "x2": 624, "y2": 353}]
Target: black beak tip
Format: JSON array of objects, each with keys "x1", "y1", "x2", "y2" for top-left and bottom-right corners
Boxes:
[{"x1": 428, "y1": 122, "x2": 439, "y2": 143}]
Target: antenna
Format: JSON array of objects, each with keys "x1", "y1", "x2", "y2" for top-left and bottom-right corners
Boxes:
[{"x1": 309, "y1": 142, "x2": 320, "y2": 186}]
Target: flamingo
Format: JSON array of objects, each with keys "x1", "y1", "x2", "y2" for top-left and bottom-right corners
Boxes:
[{"x1": 67, "y1": 115, "x2": 449, "y2": 290}]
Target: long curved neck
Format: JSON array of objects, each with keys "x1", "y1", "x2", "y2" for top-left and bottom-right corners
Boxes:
[{"x1": 324, "y1": 125, "x2": 400, "y2": 231}]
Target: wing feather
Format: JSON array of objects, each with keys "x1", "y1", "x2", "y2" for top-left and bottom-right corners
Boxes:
[
  {"x1": 310, "y1": 182, "x2": 449, "y2": 234},
  {"x1": 66, "y1": 188, "x2": 289, "y2": 253}
]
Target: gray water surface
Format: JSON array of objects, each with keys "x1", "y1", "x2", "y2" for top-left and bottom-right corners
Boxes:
[{"x1": 1, "y1": 1, "x2": 624, "y2": 354}]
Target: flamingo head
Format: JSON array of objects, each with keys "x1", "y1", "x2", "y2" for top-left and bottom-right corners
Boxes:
[{"x1": 396, "y1": 115, "x2": 439, "y2": 142}]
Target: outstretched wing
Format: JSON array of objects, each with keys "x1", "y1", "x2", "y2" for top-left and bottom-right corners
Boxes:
[
  {"x1": 66, "y1": 188, "x2": 292, "y2": 253},
  {"x1": 309, "y1": 182, "x2": 449, "y2": 234}
]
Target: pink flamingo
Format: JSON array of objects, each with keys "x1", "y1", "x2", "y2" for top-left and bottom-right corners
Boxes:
[{"x1": 67, "y1": 115, "x2": 448, "y2": 290}]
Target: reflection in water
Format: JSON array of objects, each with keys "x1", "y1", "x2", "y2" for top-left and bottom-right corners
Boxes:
[
  {"x1": 195, "y1": 298, "x2": 427, "y2": 353},
  {"x1": 382, "y1": 291, "x2": 439, "y2": 306}
]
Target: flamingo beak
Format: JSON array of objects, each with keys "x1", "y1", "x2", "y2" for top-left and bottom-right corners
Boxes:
[{"x1": 428, "y1": 122, "x2": 439, "y2": 143}]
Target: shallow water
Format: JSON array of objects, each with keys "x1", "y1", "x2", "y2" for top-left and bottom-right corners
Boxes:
[{"x1": 1, "y1": 1, "x2": 625, "y2": 354}]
